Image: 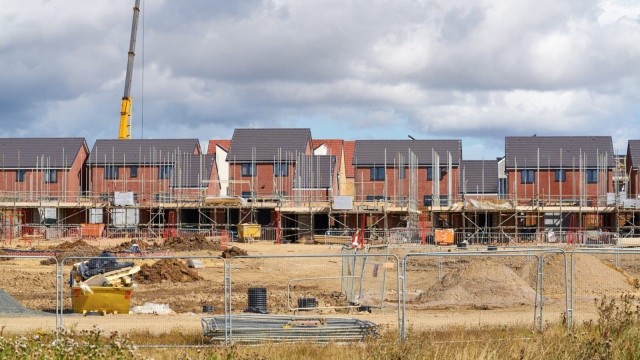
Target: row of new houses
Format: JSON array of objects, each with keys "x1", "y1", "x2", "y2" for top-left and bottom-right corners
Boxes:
[{"x1": 1, "y1": 129, "x2": 639, "y2": 208}]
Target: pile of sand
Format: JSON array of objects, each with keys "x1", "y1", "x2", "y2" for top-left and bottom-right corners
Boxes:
[
  {"x1": 412, "y1": 258, "x2": 538, "y2": 309},
  {"x1": 136, "y1": 259, "x2": 203, "y2": 284},
  {"x1": 161, "y1": 235, "x2": 220, "y2": 251},
  {"x1": 221, "y1": 246, "x2": 248, "y2": 258}
]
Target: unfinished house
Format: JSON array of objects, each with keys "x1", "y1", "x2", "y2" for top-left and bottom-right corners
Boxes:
[
  {"x1": 351, "y1": 139, "x2": 462, "y2": 231},
  {"x1": 86, "y1": 139, "x2": 217, "y2": 228},
  {"x1": 207, "y1": 140, "x2": 231, "y2": 196},
  {"x1": 0, "y1": 137, "x2": 89, "y2": 226},
  {"x1": 504, "y1": 136, "x2": 615, "y2": 233}
]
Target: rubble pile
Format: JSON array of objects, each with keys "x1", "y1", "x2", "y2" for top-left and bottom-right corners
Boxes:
[
  {"x1": 136, "y1": 259, "x2": 203, "y2": 284},
  {"x1": 71, "y1": 251, "x2": 140, "y2": 288},
  {"x1": 161, "y1": 234, "x2": 220, "y2": 251},
  {"x1": 221, "y1": 246, "x2": 248, "y2": 258}
]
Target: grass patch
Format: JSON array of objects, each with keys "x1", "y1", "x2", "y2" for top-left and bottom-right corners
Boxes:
[{"x1": 6, "y1": 293, "x2": 640, "y2": 359}]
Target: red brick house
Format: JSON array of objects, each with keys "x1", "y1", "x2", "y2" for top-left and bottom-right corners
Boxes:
[
  {"x1": 86, "y1": 139, "x2": 218, "y2": 205},
  {"x1": 352, "y1": 140, "x2": 462, "y2": 206},
  {"x1": 504, "y1": 136, "x2": 614, "y2": 205},
  {"x1": 225, "y1": 128, "x2": 313, "y2": 200},
  {"x1": 0, "y1": 138, "x2": 89, "y2": 203}
]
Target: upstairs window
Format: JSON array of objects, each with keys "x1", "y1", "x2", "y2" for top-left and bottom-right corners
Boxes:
[
  {"x1": 398, "y1": 167, "x2": 406, "y2": 180},
  {"x1": 104, "y1": 165, "x2": 119, "y2": 180},
  {"x1": 586, "y1": 169, "x2": 598, "y2": 184},
  {"x1": 370, "y1": 167, "x2": 385, "y2": 181},
  {"x1": 130, "y1": 165, "x2": 138, "y2": 178},
  {"x1": 159, "y1": 165, "x2": 173, "y2": 180},
  {"x1": 44, "y1": 169, "x2": 57, "y2": 184},
  {"x1": 521, "y1": 169, "x2": 535, "y2": 184},
  {"x1": 241, "y1": 163, "x2": 256, "y2": 177},
  {"x1": 427, "y1": 167, "x2": 445, "y2": 181},
  {"x1": 274, "y1": 163, "x2": 288, "y2": 177},
  {"x1": 554, "y1": 169, "x2": 566, "y2": 182},
  {"x1": 16, "y1": 169, "x2": 26, "y2": 182}
]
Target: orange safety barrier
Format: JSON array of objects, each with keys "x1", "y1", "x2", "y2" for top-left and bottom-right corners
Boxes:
[{"x1": 80, "y1": 224, "x2": 105, "y2": 238}]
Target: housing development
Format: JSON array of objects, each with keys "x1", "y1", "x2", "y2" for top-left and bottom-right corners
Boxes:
[{"x1": 0, "y1": 129, "x2": 636, "y2": 245}]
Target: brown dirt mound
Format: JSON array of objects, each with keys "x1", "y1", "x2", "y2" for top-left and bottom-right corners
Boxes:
[
  {"x1": 221, "y1": 246, "x2": 248, "y2": 258},
  {"x1": 161, "y1": 235, "x2": 220, "y2": 251},
  {"x1": 108, "y1": 239, "x2": 157, "y2": 252},
  {"x1": 413, "y1": 258, "x2": 538, "y2": 309},
  {"x1": 136, "y1": 259, "x2": 203, "y2": 284},
  {"x1": 50, "y1": 240, "x2": 96, "y2": 251},
  {"x1": 40, "y1": 240, "x2": 102, "y2": 265}
]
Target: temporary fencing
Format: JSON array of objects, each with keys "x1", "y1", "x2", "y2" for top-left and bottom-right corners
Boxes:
[
  {"x1": 9, "y1": 246, "x2": 640, "y2": 346},
  {"x1": 225, "y1": 252, "x2": 401, "y2": 343}
]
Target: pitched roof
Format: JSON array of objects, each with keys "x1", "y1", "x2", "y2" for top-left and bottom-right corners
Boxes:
[
  {"x1": 207, "y1": 139, "x2": 231, "y2": 155},
  {"x1": 0, "y1": 138, "x2": 87, "y2": 169},
  {"x1": 294, "y1": 155, "x2": 336, "y2": 189},
  {"x1": 628, "y1": 140, "x2": 640, "y2": 168},
  {"x1": 353, "y1": 140, "x2": 462, "y2": 166},
  {"x1": 172, "y1": 154, "x2": 215, "y2": 188},
  {"x1": 343, "y1": 141, "x2": 356, "y2": 178},
  {"x1": 87, "y1": 139, "x2": 200, "y2": 165},
  {"x1": 460, "y1": 160, "x2": 499, "y2": 194},
  {"x1": 313, "y1": 139, "x2": 343, "y2": 174},
  {"x1": 504, "y1": 136, "x2": 614, "y2": 168},
  {"x1": 226, "y1": 128, "x2": 311, "y2": 162}
]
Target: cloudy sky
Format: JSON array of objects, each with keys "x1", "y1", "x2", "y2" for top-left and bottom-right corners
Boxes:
[{"x1": 1, "y1": 0, "x2": 639, "y2": 159}]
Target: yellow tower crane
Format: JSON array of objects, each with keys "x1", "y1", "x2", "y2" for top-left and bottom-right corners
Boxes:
[{"x1": 118, "y1": 0, "x2": 141, "y2": 139}]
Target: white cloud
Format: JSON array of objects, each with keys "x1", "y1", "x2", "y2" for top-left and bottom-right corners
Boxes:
[{"x1": 0, "y1": 0, "x2": 639, "y2": 159}]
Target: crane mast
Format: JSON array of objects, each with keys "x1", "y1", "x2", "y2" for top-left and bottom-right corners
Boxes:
[{"x1": 118, "y1": 0, "x2": 141, "y2": 140}]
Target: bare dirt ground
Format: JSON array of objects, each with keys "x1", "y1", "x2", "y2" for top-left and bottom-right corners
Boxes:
[{"x1": 1, "y1": 238, "x2": 639, "y2": 336}]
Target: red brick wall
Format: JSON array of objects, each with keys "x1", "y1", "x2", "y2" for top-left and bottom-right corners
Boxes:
[
  {"x1": 506, "y1": 169, "x2": 613, "y2": 202},
  {"x1": 353, "y1": 166, "x2": 460, "y2": 204},
  {"x1": 227, "y1": 163, "x2": 294, "y2": 197},
  {"x1": 89, "y1": 166, "x2": 172, "y2": 204},
  {"x1": 0, "y1": 147, "x2": 87, "y2": 201}
]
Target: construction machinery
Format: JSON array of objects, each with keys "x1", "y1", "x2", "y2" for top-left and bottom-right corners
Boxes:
[{"x1": 118, "y1": 0, "x2": 141, "y2": 139}]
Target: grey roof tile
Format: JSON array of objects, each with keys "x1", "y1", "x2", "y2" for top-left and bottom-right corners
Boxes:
[
  {"x1": 353, "y1": 140, "x2": 462, "y2": 166},
  {"x1": 460, "y1": 160, "x2": 499, "y2": 194},
  {"x1": 226, "y1": 128, "x2": 311, "y2": 162},
  {"x1": 505, "y1": 136, "x2": 614, "y2": 168},
  {"x1": 628, "y1": 140, "x2": 640, "y2": 168},
  {"x1": 0, "y1": 138, "x2": 87, "y2": 168},
  {"x1": 294, "y1": 155, "x2": 335, "y2": 189},
  {"x1": 172, "y1": 154, "x2": 215, "y2": 188},
  {"x1": 87, "y1": 139, "x2": 200, "y2": 165}
]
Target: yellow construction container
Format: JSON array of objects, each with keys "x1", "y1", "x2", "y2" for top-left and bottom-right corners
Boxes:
[
  {"x1": 71, "y1": 286, "x2": 133, "y2": 314},
  {"x1": 238, "y1": 223, "x2": 261, "y2": 240}
]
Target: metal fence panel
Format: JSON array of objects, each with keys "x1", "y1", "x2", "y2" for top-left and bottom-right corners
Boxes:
[
  {"x1": 402, "y1": 251, "x2": 553, "y2": 337},
  {"x1": 225, "y1": 253, "x2": 400, "y2": 343},
  {"x1": 0, "y1": 255, "x2": 59, "y2": 336},
  {"x1": 59, "y1": 255, "x2": 226, "y2": 347}
]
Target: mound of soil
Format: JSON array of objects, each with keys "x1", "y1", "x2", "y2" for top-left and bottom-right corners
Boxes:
[
  {"x1": 109, "y1": 239, "x2": 156, "y2": 252},
  {"x1": 413, "y1": 258, "x2": 538, "y2": 309},
  {"x1": 162, "y1": 235, "x2": 220, "y2": 251},
  {"x1": 40, "y1": 240, "x2": 102, "y2": 265},
  {"x1": 221, "y1": 246, "x2": 248, "y2": 258},
  {"x1": 136, "y1": 259, "x2": 203, "y2": 284}
]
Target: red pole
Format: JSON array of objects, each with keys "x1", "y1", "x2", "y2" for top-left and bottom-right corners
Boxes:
[
  {"x1": 420, "y1": 212, "x2": 427, "y2": 245},
  {"x1": 275, "y1": 211, "x2": 281, "y2": 244}
]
